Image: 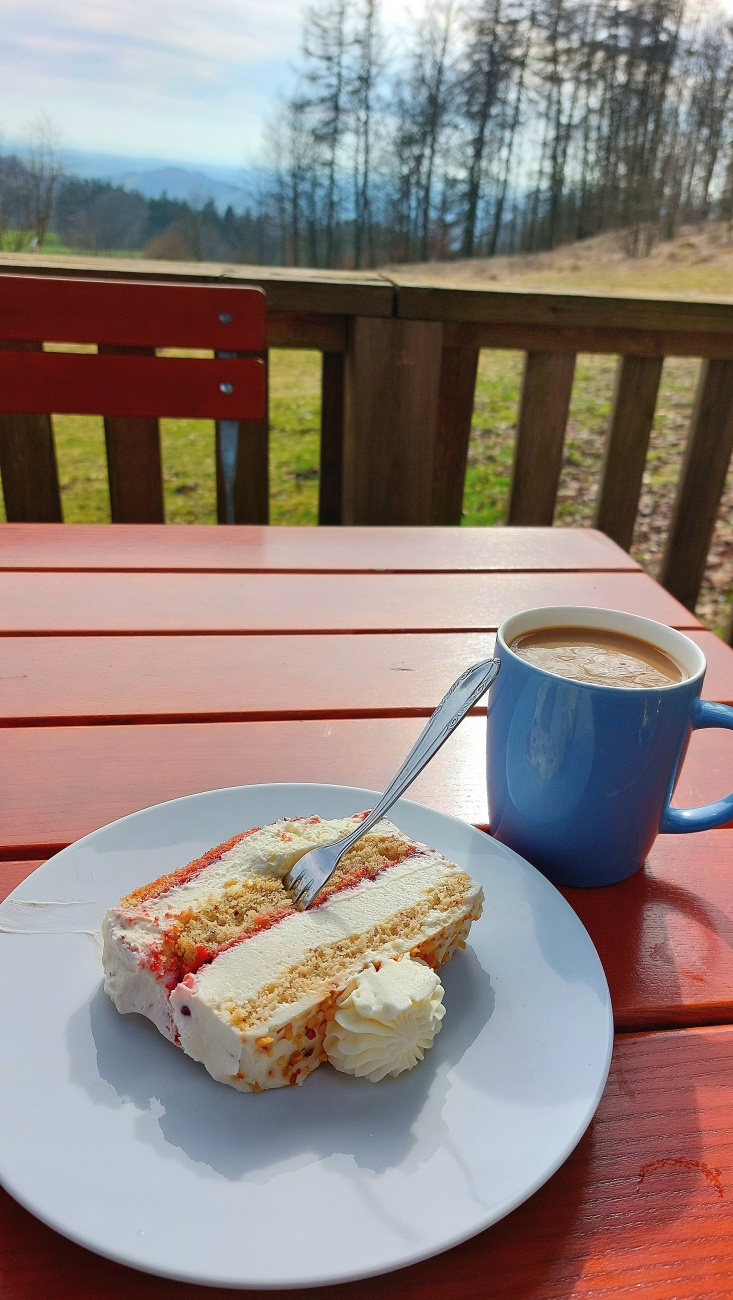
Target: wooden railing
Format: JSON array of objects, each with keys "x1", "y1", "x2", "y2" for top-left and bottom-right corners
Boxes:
[{"x1": 2, "y1": 250, "x2": 733, "y2": 625}]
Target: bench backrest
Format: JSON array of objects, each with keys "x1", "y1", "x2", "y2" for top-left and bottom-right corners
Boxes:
[{"x1": 0, "y1": 275, "x2": 267, "y2": 524}]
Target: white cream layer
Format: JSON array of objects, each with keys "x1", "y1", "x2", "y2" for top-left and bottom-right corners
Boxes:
[{"x1": 169, "y1": 855, "x2": 479, "y2": 1086}]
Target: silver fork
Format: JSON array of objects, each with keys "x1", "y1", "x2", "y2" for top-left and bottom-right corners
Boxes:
[{"x1": 285, "y1": 657, "x2": 500, "y2": 910}]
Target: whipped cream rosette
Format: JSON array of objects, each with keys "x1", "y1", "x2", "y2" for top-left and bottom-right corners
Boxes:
[{"x1": 324, "y1": 955, "x2": 446, "y2": 1081}]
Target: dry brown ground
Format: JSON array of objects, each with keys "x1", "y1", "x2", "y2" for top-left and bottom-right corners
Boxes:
[{"x1": 383, "y1": 220, "x2": 733, "y2": 296}]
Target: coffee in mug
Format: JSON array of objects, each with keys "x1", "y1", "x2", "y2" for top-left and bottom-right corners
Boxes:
[{"x1": 509, "y1": 626, "x2": 684, "y2": 690}]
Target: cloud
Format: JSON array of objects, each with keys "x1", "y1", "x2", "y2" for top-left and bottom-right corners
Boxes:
[
  {"x1": 2, "y1": 0, "x2": 306, "y2": 75},
  {"x1": 0, "y1": 0, "x2": 306, "y2": 159},
  {"x1": 0, "y1": 0, "x2": 416, "y2": 162}
]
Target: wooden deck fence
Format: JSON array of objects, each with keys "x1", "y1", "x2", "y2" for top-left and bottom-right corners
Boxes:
[{"x1": 1, "y1": 250, "x2": 733, "y2": 630}]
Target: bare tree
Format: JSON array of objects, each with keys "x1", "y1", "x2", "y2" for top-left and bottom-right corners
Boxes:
[
  {"x1": 351, "y1": 0, "x2": 383, "y2": 267},
  {"x1": 487, "y1": 7, "x2": 533, "y2": 255},
  {"x1": 301, "y1": 0, "x2": 349, "y2": 265},
  {"x1": 458, "y1": 0, "x2": 525, "y2": 257},
  {"x1": 267, "y1": 97, "x2": 315, "y2": 265},
  {"x1": 23, "y1": 115, "x2": 65, "y2": 247},
  {"x1": 390, "y1": 0, "x2": 458, "y2": 261}
]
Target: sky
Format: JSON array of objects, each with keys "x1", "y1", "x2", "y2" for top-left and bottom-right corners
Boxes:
[
  {"x1": 3, "y1": 0, "x2": 728, "y2": 173},
  {"x1": 0, "y1": 0, "x2": 409, "y2": 169}
]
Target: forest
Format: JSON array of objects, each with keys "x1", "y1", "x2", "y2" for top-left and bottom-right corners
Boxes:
[{"x1": 2, "y1": 0, "x2": 733, "y2": 269}]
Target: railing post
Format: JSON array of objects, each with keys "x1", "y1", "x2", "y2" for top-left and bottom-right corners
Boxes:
[
  {"x1": 506, "y1": 351, "x2": 576, "y2": 525},
  {"x1": 342, "y1": 317, "x2": 443, "y2": 524},
  {"x1": 0, "y1": 341, "x2": 62, "y2": 522},
  {"x1": 319, "y1": 352, "x2": 345, "y2": 525},
  {"x1": 660, "y1": 359, "x2": 733, "y2": 612},
  {"x1": 431, "y1": 347, "x2": 479, "y2": 525},
  {"x1": 594, "y1": 355, "x2": 663, "y2": 552}
]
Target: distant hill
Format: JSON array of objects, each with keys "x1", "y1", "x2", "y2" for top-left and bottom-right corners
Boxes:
[
  {"x1": 116, "y1": 166, "x2": 244, "y2": 210},
  {"x1": 60, "y1": 148, "x2": 260, "y2": 213}
]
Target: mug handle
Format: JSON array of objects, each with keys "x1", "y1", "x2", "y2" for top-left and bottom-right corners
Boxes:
[{"x1": 660, "y1": 698, "x2": 733, "y2": 833}]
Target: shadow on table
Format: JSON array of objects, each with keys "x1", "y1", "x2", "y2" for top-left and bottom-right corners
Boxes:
[
  {"x1": 563, "y1": 857, "x2": 733, "y2": 1025},
  {"x1": 67, "y1": 947, "x2": 495, "y2": 1184}
]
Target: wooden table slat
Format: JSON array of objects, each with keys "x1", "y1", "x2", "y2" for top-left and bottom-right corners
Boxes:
[
  {"x1": 566, "y1": 829, "x2": 733, "y2": 1029},
  {"x1": 3, "y1": 711, "x2": 731, "y2": 851},
  {"x1": 0, "y1": 524, "x2": 640, "y2": 572},
  {"x1": 0, "y1": 715, "x2": 488, "y2": 856},
  {"x1": 0, "y1": 861, "x2": 43, "y2": 903},
  {"x1": 1, "y1": 628, "x2": 731, "y2": 725},
  {"x1": 0, "y1": 570, "x2": 699, "y2": 635}
]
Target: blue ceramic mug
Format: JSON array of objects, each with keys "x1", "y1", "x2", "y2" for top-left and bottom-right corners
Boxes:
[{"x1": 486, "y1": 606, "x2": 733, "y2": 887}]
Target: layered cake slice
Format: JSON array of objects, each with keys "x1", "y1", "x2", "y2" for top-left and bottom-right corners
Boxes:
[{"x1": 102, "y1": 814, "x2": 483, "y2": 1091}]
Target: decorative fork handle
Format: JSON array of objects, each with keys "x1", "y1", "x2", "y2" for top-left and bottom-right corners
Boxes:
[{"x1": 322, "y1": 657, "x2": 501, "y2": 864}]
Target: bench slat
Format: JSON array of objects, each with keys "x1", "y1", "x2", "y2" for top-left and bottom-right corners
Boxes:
[
  {"x1": 507, "y1": 351, "x2": 576, "y2": 525},
  {"x1": 0, "y1": 273, "x2": 266, "y2": 350},
  {"x1": 595, "y1": 354, "x2": 664, "y2": 551},
  {"x1": 0, "y1": 351, "x2": 266, "y2": 420}
]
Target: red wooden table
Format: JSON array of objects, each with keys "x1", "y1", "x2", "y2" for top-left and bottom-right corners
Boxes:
[{"x1": 1, "y1": 523, "x2": 733, "y2": 1299}]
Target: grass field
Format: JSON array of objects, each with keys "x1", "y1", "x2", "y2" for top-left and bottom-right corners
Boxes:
[{"x1": 0, "y1": 232, "x2": 142, "y2": 257}]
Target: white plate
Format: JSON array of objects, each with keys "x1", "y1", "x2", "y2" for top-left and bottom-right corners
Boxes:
[{"x1": 0, "y1": 783, "x2": 612, "y2": 1289}]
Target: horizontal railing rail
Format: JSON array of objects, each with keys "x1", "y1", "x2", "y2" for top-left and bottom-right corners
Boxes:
[{"x1": 2, "y1": 250, "x2": 732, "y2": 635}]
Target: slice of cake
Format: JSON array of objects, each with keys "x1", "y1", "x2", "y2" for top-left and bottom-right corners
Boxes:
[{"x1": 102, "y1": 813, "x2": 483, "y2": 1091}]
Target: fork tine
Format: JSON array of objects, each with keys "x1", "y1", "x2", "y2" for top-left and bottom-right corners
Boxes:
[
  {"x1": 284, "y1": 859, "x2": 308, "y2": 890},
  {"x1": 287, "y1": 840, "x2": 349, "y2": 909},
  {"x1": 292, "y1": 875, "x2": 318, "y2": 910},
  {"x1": 286, "y1": 848, "x2": 324, "y2": 895},
  {"x1": 290, "y1": 882, "x2": 307, "y2": 909},
  {"x1": 285, "y1": 853, "x2": 319, "y2": 909},
  {"x1": 286, "y1": 868, "x2": 314, "y2": 898}
]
